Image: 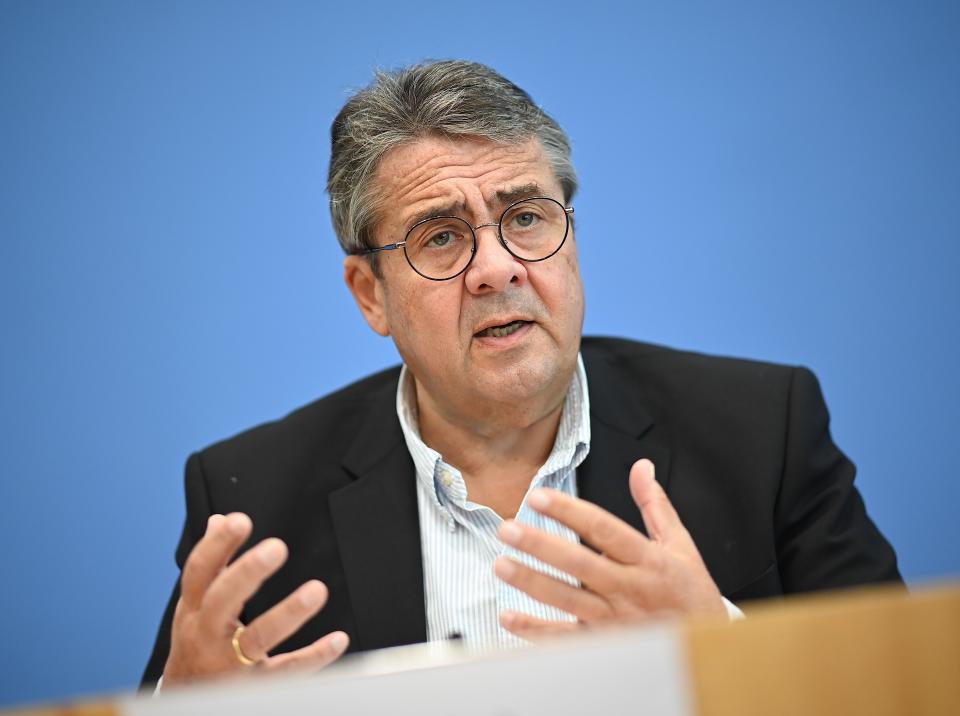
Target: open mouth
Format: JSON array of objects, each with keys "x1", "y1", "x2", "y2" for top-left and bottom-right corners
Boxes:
[{"x1": 475, "y1": 320, "x2": 530, "y2": 338}]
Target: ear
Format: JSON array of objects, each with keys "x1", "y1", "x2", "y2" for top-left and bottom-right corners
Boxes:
[{"x1": 344, "y1": 255, "x2": 390, "y2": 336}]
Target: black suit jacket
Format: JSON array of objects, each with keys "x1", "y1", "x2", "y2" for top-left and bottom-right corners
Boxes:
[{"x1": 142, "y1": 337, "x2": 900, "y2": 685}]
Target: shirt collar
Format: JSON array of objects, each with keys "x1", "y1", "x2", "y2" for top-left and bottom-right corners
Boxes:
[{"x1": 396, "y1": 354, "x2": 591, "y2": 506}]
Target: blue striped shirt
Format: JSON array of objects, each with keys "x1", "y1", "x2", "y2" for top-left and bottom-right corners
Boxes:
[{"x1": 397, "y1": 355, "x2": 590, "y2": 652}]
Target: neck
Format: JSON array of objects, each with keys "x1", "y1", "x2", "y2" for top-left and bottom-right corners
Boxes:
[{"x1": 414, "y1": 379, "x2": 567, "y2": 518}]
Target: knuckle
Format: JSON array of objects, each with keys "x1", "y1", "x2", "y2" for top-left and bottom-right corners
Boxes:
[
  {"x1": 588, "y1": 514, "x2": 616, "y2": 545},
  {"x1": 656, "y1": 495, "x2": 676, "y2": 518},
  {"x1": 557, "y1": 587, "x2": 582, "y2": 615},
  {"x1": 303, "y1": 641, "x2": 333, "y2": 666},
  {"x1": 569, "y1": 551, "x2": 593, "y2": 578},
  {"x1": 172, "y1": 597, "x2": 193, "y2": 622},
  {"x1": 229, "y1": 547, "x2": 273, "y2": 587},
  {"x1": 512, "y1": 529, "x2": 531, "y2": 550},
  {"x1": 181, "y1": 550, "x2": 208, "y2": 581},
  {"x1": 236, "y1": 554, "x2": 264, "y2": 582},
  {"x1": 243, "y1": 626, "x2": 266, "y2": 659},
  {"x1": 510, "y1": 613, "x2": 530, "y2": 629},
  {"x1": 581, "y1": 602, "x2": 605, "y2": 622},
  {"x1": 519, "y1": 566, "x2": 541, "y2": 591},
  {"x1": 506, "y1": 561, "x2": 530, "y2": 586},
  {"x1": 283, "y1": 594, "x2": 306, "y2": 620}
]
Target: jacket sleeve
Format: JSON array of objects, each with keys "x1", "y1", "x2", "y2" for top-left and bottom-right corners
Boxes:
[
  {"x1": 140, "y1": 452, "x2": 214, "y2": 689},
  {"x1": 774, "y1": 367, "x2": 902, "y2": 593}
]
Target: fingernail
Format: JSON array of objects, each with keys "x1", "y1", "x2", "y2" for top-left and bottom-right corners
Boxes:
[
  {"x1": 528, "y1": 490, "x2": 550, "y2": 510},
  {"x1": 646, "y1": 461, "x2": 656, "y2": 481},
  {"x1": 258, "y1": 540, "x2": 286, "y2": 568},
  {"x1": 330, "y1": 632, "x2": 348, "y2": 651},
  {"x1": 494, "y1": 558, "x2": 517, "y2": 578},
  {"x1": 299, "y1": 582, "x2": 325, "y2": 609},
  {"x1": 500, "y1": 612, "x2": 515, "y2": 627},
  {"x1": 207, "y1": 514, "x2": 223, "y2": 531},
  {"x1": 226, "y1": 513, "x2": 250, "y2": 535},
  {"x1": 498, "y1": 521, "x2": 523, "y2": 545}
]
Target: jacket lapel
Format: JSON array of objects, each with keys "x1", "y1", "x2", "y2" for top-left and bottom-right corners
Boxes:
[
  {"x1": 329, "y1": 377, "x2": 427, "y2": 651},
  {"x1": 326, "y1": 345, "x2": 672, "y2": 649},
  {"x1": 578, "y1": 346, "x2": 672, "y2": 538}
]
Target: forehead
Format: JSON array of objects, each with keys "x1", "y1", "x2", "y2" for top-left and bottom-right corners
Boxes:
[{"x1": 372, "y1": 135, "x2": 558, "y2": 229}]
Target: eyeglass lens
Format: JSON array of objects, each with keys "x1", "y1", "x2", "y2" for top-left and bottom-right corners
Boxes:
[{"x1": 403, "y1": 198, "x2": 568, "y2": 280}]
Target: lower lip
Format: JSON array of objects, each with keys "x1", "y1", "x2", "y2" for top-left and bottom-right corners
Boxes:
[{"x1": 472, "y1": 321, "x2": 535, "y2": 349}]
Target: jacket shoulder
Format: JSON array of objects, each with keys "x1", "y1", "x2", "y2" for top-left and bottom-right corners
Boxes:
[
  {"x1": 581, "y1": 335, "x2": 797, "y2": 391},
  {"x1": 196, "y1": 364, "x2": 402, "y2": 472},
  {"x1": 580, "y1": 335, "x2": 808, "y2": 447}
]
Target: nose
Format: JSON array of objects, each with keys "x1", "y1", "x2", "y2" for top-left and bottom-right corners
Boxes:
[{"x1": 463, "y1": 224, "x2": 528, "y2": 294}]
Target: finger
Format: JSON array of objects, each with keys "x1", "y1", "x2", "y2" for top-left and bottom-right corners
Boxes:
[
  {"x1": 493, "y1": 557, "x2": 611, "y2": 622},
  {"x1": 497, "y1": 520, "x2": 621, "y2": 594},
  {"x1": 499, "y1": 610, "x2": 580, "y2": 641},
  {"x1": 526, "y1": 489, "x2": 649, "y2": 565},
  {"x1": 201, "y1": 538, "x2": 288, "y2": 622},
  {"x1": 628, "y1": 459, "x2": 685, "y2": 542},
  {"x1": 180, "y1": 513, "x2": 253, "y2": 609},
  {"x1": 262, "y1": 631, "x2": 350, "y2": 673},
  {"x1": 238, "y1": 581, "x2": 329, "y2": 661}
]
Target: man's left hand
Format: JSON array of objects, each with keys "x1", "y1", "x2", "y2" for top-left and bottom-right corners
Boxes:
[{"x1": 494, "y1": 458, "x2": 726, "y2": 639}]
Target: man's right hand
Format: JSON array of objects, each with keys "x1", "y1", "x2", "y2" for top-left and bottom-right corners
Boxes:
[{"x1": 162, "y1": 512, "x2": 349, "y2": 688}]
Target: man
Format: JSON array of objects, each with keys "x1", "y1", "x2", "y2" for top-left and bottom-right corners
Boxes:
[{"x1": 143, "y1": 60, "x2": 900, "y2": 687}]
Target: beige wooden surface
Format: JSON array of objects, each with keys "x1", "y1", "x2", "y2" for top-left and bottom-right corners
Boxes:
[{"x1": 685, "y1": 583, "x2": 960, "y2": 716}]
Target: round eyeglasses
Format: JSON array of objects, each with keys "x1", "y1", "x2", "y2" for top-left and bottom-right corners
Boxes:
[{"x1": 352, "y1": 197, "x2": 574, "y2": 281}]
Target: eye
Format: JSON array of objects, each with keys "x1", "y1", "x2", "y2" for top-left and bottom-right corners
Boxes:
[
  {"x1": 426, "y1": 230, "x2": 454, "y2": 248},
  {"x1": 512, "y1": 211, "x2": 539, "y2": 228}
]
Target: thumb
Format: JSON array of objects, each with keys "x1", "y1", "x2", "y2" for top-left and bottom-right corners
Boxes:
[{"x1": 628, "y1": 459, "x2": 682, "y2": 542}]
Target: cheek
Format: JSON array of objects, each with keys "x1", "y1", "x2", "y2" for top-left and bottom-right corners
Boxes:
[
  {"x1": 538, "y1": 253, "x2": 585, "y2": 328},
  {"x1": 384, "y1": 280, "x2": 464, "y2": 353},
  {"x1": 562, "y1": 251, "x2": 584, "y2": 305}
]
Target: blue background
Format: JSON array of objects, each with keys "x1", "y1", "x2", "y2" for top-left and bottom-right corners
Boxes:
[{"x1": 1, "y1": 0, "x2": 958, "y2": 708}]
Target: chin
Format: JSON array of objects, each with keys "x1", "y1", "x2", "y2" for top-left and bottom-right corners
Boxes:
[{"x1": 476, "y1": 352, "x2": 572, "y2": 408}]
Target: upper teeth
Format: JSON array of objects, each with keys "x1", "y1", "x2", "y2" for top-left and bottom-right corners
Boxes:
[{"x1": 482, "y1": 320, "x2": 524, "y2": 338}]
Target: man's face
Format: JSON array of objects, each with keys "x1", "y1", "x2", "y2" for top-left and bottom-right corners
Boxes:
[{"x1": 345, "y1": 135, "x2": 585, "y2": 430}]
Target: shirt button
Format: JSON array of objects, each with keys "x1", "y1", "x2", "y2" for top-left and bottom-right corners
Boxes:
[
  {"x1": 447, "y1": 519, "x2": 456, "y2": 532},
  {"x1": 440, "y1": 471, "x2": 454, "y2": 488}
]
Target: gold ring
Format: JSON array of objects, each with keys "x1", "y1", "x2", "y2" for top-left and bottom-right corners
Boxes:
[{"x1": 231, "y1": 625, "x2": 258, "y2": 666}]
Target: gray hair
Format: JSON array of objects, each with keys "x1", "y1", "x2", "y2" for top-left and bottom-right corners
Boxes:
[{"x1": 327, "y1": 60, "x2": 577, "y2": 271}]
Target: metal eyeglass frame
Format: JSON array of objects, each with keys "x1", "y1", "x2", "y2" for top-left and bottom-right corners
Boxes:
[{"x1": 351, "y1": 196, "x2": 575, "y2": 281}]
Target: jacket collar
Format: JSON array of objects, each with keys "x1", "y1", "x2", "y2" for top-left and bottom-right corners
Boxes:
[
  {"x1": 331, "y1": 373, "x2": 428, "y2": 651},
  {"x1": 577, "y1": 343, "x2": 672, "y2": 537}
]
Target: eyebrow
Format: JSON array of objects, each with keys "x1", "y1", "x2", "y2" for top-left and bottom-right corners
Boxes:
[
  {"x1": 405, "y1": 183, "x2": 548, "y2": 228},
  {"x1": 407, "y1": 201, "x2": 468, "y2": 228},
  {"x1": 495, "y1": 183, "x2": 545, "y2": 205}
]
